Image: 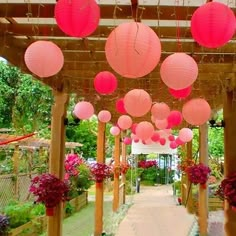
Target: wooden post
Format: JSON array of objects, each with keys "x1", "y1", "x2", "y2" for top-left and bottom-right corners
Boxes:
[
  {"x1": 224, "y1": 90, "x2": 236, "y2": 236},
  {"x1": 47, "y1": 91, "x2": 69, "y2": 236},
  {"x1": 94, "y1": 121, "x2": 106, "y2": 236},
  {"x1": 198, "y1": 123, "x2": 208, "y2": 236},
  {"x1": 121, "y1": 133, "x2": 127, "y2": 204},
  {"x1": 12, "y1": 144, "x2": 19, "y2": 200},
  {"x1": 113, "y1": 134, "x2": 121, "y2": 212}
]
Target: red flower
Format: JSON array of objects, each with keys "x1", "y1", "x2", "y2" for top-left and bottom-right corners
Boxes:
[{"x1": 90, "y1": 163, "x2": 112, "y2": 183}]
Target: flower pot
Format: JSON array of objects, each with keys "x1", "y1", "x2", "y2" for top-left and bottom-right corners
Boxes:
[
  {"x1": 46, "y1": 207, "x2": 54, "y2": 216},
  {"x1": 96, "y1": 182, "x2": 103, "y2": 188},
  {"x1": 232, "y1": 206, "x2": 236, "y2": 212},
  {"x1": 200, "y1": 183, "x2": 206, "y2": 189}
]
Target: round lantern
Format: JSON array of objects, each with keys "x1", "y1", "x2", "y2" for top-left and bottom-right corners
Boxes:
[
  {"x1": 97, "y1": 110, "x2": 111, "y2": 123},
  {"x1": 110, "y1": 126, "x2": 120, "y2": 136},
  {"x1": 123, "y1": 137, "x2": 132, "y2": 145},
  {"x1": 160, "y1": 53, "x2": 198, "y2": 90},
  {"x1": 191, "y1": 2, "x2": 236, "y2": 48},
  {"x1": 151, "y1": 131, "x2": 160, "y2": 142},
  {"x1": 55, "y1": 0, "x2": 100, "y2": 37},
  {"x1": 24, "y1": 41, "x2": 64, "y2": 78},
  {"x1": 182, "y1": 98, "x2": 211, "y2": 125},
  {"x1": 179, "y1": 128, "x2": 193, "y2": 143},
  {"x1": 74, "y1": 101, "x2": 94, "y2": 120},
  {"x1": 167, "y1": 110, "x2": 183, "y2": 127},
  {"x1": 169, "y1": 86, "x2": 192, "y2": 99},
  {"x1": 117, "y1": 115, "x2": 132, "y2": 130},
  {"x1": 151, "y1": 102, "x2": 171, "y2": 120},
  {"x1": 155, "y1": 119, "x2": 168, "y2": 130},
  {"x1": 136, "y1": 121, "x2": 154, "y2": 141},
  {"x1": 94, "y1": 71, "x2": 117, "y2": 95},
  {"x1": 170, "y1": 141, "x2": 177, "y2": 149},
  {"x1": 159, "y1": 138, "x2": 166, "y2": 146},
  {"x1": 105, "y1": 22, "x2": 161, "y2": 78},
  {"x1": 115, "y1": 98, "x2": 127, "y2": 115},
  {"x1": 168, "y1": 135, "x2": 175, "y2": 142},
  {"x1": 131, "y1": 123, "x2": 138, "y2": 134},
  {"x1": 124, "y1": 89, "x2": 152, "y2": 117}
]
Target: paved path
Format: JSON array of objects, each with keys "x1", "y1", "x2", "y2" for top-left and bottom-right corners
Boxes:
[{"x1": 115, "y1": 185, "x2": 195, "y2": 236}]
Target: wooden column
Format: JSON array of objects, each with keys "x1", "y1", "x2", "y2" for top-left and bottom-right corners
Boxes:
[
  {"x1": 47, "y1": 91, "x2": 69, "y2": 236},
  {"x1": 94, "y1": 121, "x2": 106, "y2": 236},
  {"x1": 12, "y1": 144, "x2": 19, "y2": 200},
  {"x1": 113, "y1": 134, "x2": 121, "y2": 212},
  {"x1": 224, "y1": 90, "x2": 236, "y2": 236},
  {"x1": 198, "y1": 123, "x2": 208, "y2": 236},
  {"x1": 121, "y1": 133, "x2": 127, "y2": 204}
]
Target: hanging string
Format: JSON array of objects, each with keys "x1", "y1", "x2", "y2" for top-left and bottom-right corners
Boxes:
[{"x1": 175, "y1": 0, "x2": 182, "y2": 52}]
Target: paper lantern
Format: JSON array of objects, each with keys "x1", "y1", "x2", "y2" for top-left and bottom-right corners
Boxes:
[
  {"x1": 159, "y1": 138, "x2": 166, "y2": 146},
  {"x1": 191, "y1": 2, "x2": 236, "y2": 48},
  {"x1": 168, "y1": 135, "x2": 175, "y2": 142},
  {"x1": 151, "y1": 131, "x2": 160, "y2": 142},
  {"x1": 24, "y1": 41, "x2": 64, "y2": 78},
  {"x1": 160, "y1": 53, "x2": 198, "y2": 90},
  {"x1": 179, "y1": 128, "x2": 193, "y2": 143},
  {"x1": 117, "y1": 115, "x2": 132, "y2": 130},
  {"x1": 110, "y1": 126, "x2": 120, "y2": 136},
  {"x1": 176, "y1": 137, "x2": 185, "y2": 146},
  {"x1": 169, "y1": 86, "x2": 192, "y2": 99},
  {"x1": 167, "y1": 111, "x2": 183, "y2": 127},
  {"x1": 131, "y1": 123, "x2": 138, "y2": 134},
  {"x1": 155, "y1": 119, "x2": 168, "y2": 130},
  {"x1": 144, "y1": 139, "x2": 152, "y2": 145},
  {"x1": 151, "y1": 102, "x2": 170, "y2": 120},
  {"x1": 134, "y1": 138, "x2": 139, "y2": 143},
  {"x1": 182, "y1": 98, "x2": 211, "y2": 125},
  {"x1": 124, "y1": 89, "x2": 152, "y2": 117},
  {"x1": 123, "y1": 137, "x2": 132, "y2": 145},
  {"x1": 55, "y1": 0, "x2": 100, "y2": 37},
  {"x1": 105, "y1": 22, "x2": 161, "y2": 78},
  {"x1": 97, "y1": 110, "x2": 111, "y2": 123},
  {"x1": 136, "y1": 121, "x2": 154, "y2": 141},
  {"x1": 74, "y1": 101, "x2": 94, "y2": 120},
  {"x1": 115, "y1": 98, "x2": 127, "y2": 115},
  {"x1": 94, "y1": 71, "x2": 117, "y2": 95},
  {"x1": 170, "y1": 141, "x2": 177, "y2": 149}
]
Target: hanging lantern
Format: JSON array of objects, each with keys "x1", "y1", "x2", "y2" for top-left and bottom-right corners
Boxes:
[
  {"x1": 155, "y1": 119, "x2": 168, "y2": 130},
  {"x1": 151, "y1": 102, "x2": 171, "y2": 120},
  {"x1": 123, "y1": 137, "x2": 132, "y2": 145},
  {"x1": 160, "y1": 53, "x2": 198, "y2": 90},
  {"x1": 167, "y1": 111, "x2": 183, "y2": 127},
  {"x1": 179, "y1": 128, "x2": 193, "y2": 143},
  {"x1": 24, "y1": 41, "x2": 64, "y2": 78},
  {"x1": 55, "y1": 0, "x2": 100, "y2": 37},
  {"x1": 105, "y1": 22, "x2": 161, "y2": 78},
  {"x1": 136, "y1": 121, "x2": 154, "y2": 141},
  {"x1": 191, "y1": 2, "x2": 236, "y2": 48},
  {"x1": 74, "y1": 101, "x2": 94, "y2": 120},
  {"x1": 169, "y1": 86, "x2": 192, "y2": 99},
  {"x1": 110, "y1": 126, "x2": 120, "y2": 136},
  {"x1": 115, "y1": 98, "x2": 127, "y2": 115},
  {"x1": 151, "y1": 131, "x2": 160, "y2": 142},
  {"x1": 97, "y1": 110, "x2": 111, "y2": 123},
  {"x1": 117, "y1": 115, "x2": 132, "y2": 130}
]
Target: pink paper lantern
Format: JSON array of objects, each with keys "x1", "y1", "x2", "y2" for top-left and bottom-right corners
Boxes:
[
  {"x1": 159, "y1": 138, "x2": 166, "y2": 146},
  {"x1": 176, "y1": 137, "x2": 185, "y2": 146},
  {"x1": 151, "y1": 102, "x2": 171, "y2": 120},
  {"x1": 160, "y1": 53, "x2": 198, "y2": 90},
  {"x1": 123, "y1": 137, "x2": 132, "y2": 145},
  {"x1": 110, "y1": 126, "x2": 120, "y2": 136},
  {"x1": 97, "y1": 110, "x2": 111, "y2": 123},
  {"x1": 115, "y1": 98, "x2": 127, "y2": 115},
  {"x1": 191, "y1": 2, "x2": 236, "y2": 48},
  {"x1": 182, "y1": 98, "x2": 211, "y2": 125},
  {"x1": 105, "y1": 22, "x2": 161, "y2": 78},
  {"x1": 74, "y1": 101, "x2": 94, "y2": 120},
  {"x1": 117, "y1": 115, "x2": 132, "y2": 130},
  {"x1": 144, "y1": 139, "x2": 152, "y2": 145},
  {"x1": 134, "y1": 138, "x2": 139, "y2": 143},
  {"x1": 94, "y1": 71, "x2": 117, "y2": 95},
  {"x1": 155, "y1": 119, "x2": 168, "y2": 130},
  {"x1": 169, "y1": 86, "x2": 192, "y2": 99},
  {"x1": 124, "y1": 89, "x2": 152, "y2": 117},
  {"x1": 170, "y1": 141, "x2": 177, "y2": 149},
  {"x1": 151, "y1": 131, "x2": 160, "y2": 142},
  {"x1": 167, "y1": 111, "x2": 183, "y2": 127},
  {"x1": 168, "y1": 135, "x2": 175, "y2": 142},
  {"x1": 179, "y1": 128, "x2": 193, "y2": 143},
  {"x1": 131, "y1": 123, "x2": 138, "y2": 134},
  {"x1": 24, "y1": 41, "x2": 64, "y2": 78},
  {"x1": 136, "y1": 121, "x2": 154, "y2": 141},
  {"x1": 55, "y1": 0, "x2": 100, "y2": 37}
]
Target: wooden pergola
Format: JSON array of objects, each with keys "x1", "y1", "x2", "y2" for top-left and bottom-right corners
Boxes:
[{"x1": 0, "y1": 0, "x2": 236, "y2": 236}]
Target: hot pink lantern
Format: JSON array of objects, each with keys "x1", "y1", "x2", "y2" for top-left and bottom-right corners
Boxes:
[
  {"x1": 74, "y1": 101, "x2": 94, "y2": 120},
  {"x1": 159, "y1": 138, "x2": 166, "y2": 146},
  {"x1": 176, "y1": 137, "x2": 185, "y2": 146},
  {"x1": 110, "y1": 126, "x2": 120, "y2": 136},
  {"x1": 168, "y1": 135, "x2": 175, "y2": 142},
  {"x1": 97, "y1": 110, "x2": 111, "y2": 123},
  {"x1": 124, "y1": 89, "x2": 152, "y2": 117},
  {"x1": 160, "y1": 53, "x2": 198, "y2": 90},
  {"x1": 136, "y1": 121, "x2": 154, "y2": 141},
  {"x1": 191, "y1": 2, "x2": 236, "y2": 48},
  {"x1": 55, "y1": 0, "x2": 100, "y2": 37},
  {"x1": 179, "y1": 128, "x2": 193, "y2": 143},
  {"x1": 167, "y1": 110, "x2": 183, "y2": 127},
  {"x1": 115, "y1": 98, "x2": 127, "y2": 115},
  {"x1": 151, "y1": 131, "x2": 160, "y2": 142},
  {"x1": 134, "y1": 138, "x2": 139, "y2": 143},
  {"x1": 123, "y1": 137, "x2": 132, "y2": 145},
  {"x1": 169, "y1": 86, "x2": 192, "y2": 99},
  {"x1": 170, "y1": 141, "x2": 177, "y2": 149},
  {"x1": 117, "y1": 115, "x2": 132, "y2": 130},
  {"x1": 105, "y1": 22, "x2": 161, "y2": 78},
  {"x1": 155, "y1": 119, "x2": 168, "y2": 130},
  {"x1": 94, "y1": 71, "x2": 117, "y2": 95},
  {"x1": 131, "y1": 123, "x2": 138, "y2": 134},
  {"x1": 24, "y1": 41, "x2": 64, "y2": 78},
  {"x1": 182, "y1": 98, "x2": 211, "y2": 125},
  {"x1": 151, "y1": 102, "x2": 171, "y2": 120}
]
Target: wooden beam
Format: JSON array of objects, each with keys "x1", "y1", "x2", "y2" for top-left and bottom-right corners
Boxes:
[{"x1": 121, "y1": 132, "x2": 127, "y2": 204}]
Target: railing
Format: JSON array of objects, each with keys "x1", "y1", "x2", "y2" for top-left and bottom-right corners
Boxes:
[{"x1": 119, "y1": 182, "x2": 125, "y2": 207}]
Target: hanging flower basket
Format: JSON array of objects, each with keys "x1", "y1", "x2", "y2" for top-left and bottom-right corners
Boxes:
[
  {"x1": 120, "y1": 162, "x2": 130, "y2": 174},
  {"x1": 90, "y1": 163, "x2": 112, "y2": 183},
  {"x1": 177, "y1": 158, "x2": 195, "y2": 172}
]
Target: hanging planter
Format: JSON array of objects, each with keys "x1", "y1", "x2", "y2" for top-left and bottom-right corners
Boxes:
[{"x1": 90, "y1": 163, "x2": 112, "y2": 184}]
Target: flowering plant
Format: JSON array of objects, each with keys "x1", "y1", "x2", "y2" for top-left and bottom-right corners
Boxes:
[
  {"x1": 120, "y1": 162, "x2": 130, "y2": 174},
  {"x1": 177, "y1": 158, "x2": 195, "y2": 172},
  {"x1": 90, "y1": 163, "x2": 112, "y2": 183},
  {"x1": 138, "y1": 160, "x2": 157, "y2": 169},
  {"x1": 64, "y1": 153, "x2": 83, "y2": 179},
  {"x1": 0, "y1": 214, "x2": 9, "y2": 235}
]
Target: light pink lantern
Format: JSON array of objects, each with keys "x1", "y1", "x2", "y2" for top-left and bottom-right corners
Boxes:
[
  {"x1": 170, "y1": 141, "x2": 177, "y2": 149},
  {"x1": 136, "y1": 121, "x2": 154, "y2": 141},
  {"x1": 169, "y1": 86, "x2": 192, "y2": 99},
  {"x1": 182, "y1": 98, "x2": 211, "y2": 125},
  {"x1": 105, "y1": 22, "x2": 161, "y2": 78},
  {"x1": 117, "y1": 115, "x2": 132, "y2": 130},
  {"x1": 24, "y1": 41, "x2": 64, "y2": 78},
  {"x1": 151, "y1": 102, "x2": 171, "y2": 120},
  {"x1": 151, "y1": 131, "x2": 160, "y2": 142},
  {"x1": 179, "y1": 128, "x2": 193, "y2": 143},
  {"x1": 144, "y1": 139, "x2": 152, "y2": 145},
  {"x1": 191, "y1": 2, "x2": 236, "y2": 48},
  {"x1": 167, "y1": 110, "x2": 183, "y2": 127},
  {"x1": 55, "y1": 0, "x2": 100, "y2": 37},
  {"x1": 155, "y1": 119, "x2": 168, "y2": 130},
  {"x1": 74, "y1": 101, "x2": 94, "y2": 120},
  {"x1": 97, "y1": 110, "x2": 111, "y2": 123},
  {"x1": 94, "y1": 71, "x2": 117, "y2": 95},
  {"x1": 115, "y1": 98, "x2": 127, "y2": 115},
  {"x1": 159, "y1": 138, "x2": 166, "y2": 146},
  {"x1": 123, "y1": 137, "x2": 132, "y2": 145},
  {"x1": 110, "y1": 126, "x2": 120, "y2": 136},
  {"x1": 124, "y1": 89, "x2": 152, "y2": 117},
  {"x1": 160, "y1": 53, "x2": 198, "y2": 90}
]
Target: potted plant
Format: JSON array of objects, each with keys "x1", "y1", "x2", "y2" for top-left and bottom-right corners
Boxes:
[
  {"x1": 0, "y1": 214, "x2": 9, "y2": 235},
  {"x1": 29, "y1": 173, "x2": 69, "y2": 216}
]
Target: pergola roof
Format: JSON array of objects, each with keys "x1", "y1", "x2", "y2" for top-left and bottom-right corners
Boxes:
[{"x1": 0, "y1": 0, "x2": 235, "y2": 122}]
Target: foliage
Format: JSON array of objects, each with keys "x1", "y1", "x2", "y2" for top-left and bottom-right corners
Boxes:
[
  {"x1": 64, "y1": 201, "x2": 75, "y2": 216},
  {"x1": 90, "y1": 163, "x2": 112, "y2": 183},
  {"x1": 141, "y1": 166, "x2": 158, "y2": 185},
  {"x1": 208, "y1": 158, "x2": 223, "y2": 180},
  {"x1": 30, "y1": 203, "x2": 45, "y2": 217},
  {"x1": 0, "y1": 214, "x2": 9, "y2": 234}
]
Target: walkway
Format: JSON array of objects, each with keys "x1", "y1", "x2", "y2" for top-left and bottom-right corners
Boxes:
[{"x1": 115, "y1": 185, "x2": 195, "y2": 236}]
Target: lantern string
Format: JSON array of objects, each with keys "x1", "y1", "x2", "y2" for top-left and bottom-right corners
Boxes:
[{"x1": 174, "y1": 0, "x2": 182, "y2": 52}]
